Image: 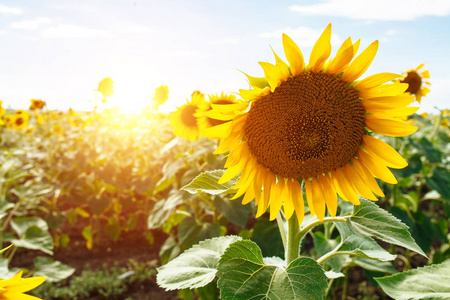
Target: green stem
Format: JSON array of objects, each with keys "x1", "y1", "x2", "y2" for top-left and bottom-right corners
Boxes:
[
  {"x1": 296, "y1": 216, "x2": 348, "y2": 246},
  {"x1": 286, "y1": 213, "x2": 300, "y2": 265},
  {"x1": 341, "y1": 267, "x2": 349, "y2": 300},
  {"x1": 276, "y1": 214, "x2": 287, "y2": 252}
]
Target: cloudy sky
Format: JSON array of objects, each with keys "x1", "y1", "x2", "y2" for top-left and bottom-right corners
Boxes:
[{"x1": 1, "y1": 0, "x2": 449, "y2": 113}]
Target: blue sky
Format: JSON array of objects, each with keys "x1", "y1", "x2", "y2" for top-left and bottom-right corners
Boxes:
[{"x1": 1, "y1": 0, "x2": 449, "y2": 113}]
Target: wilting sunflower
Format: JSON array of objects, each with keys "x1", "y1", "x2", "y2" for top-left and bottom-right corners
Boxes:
[
  {"x1": 398, "y1": 64, "x2": 430, "y2": 104},
  {"x1": 152, "y1": 85, "x2": 169, "y2": 106},
  {"x1": 196, "y1": 93, "x2": 238, "y2": 135},
  {"x1": 0, "y1": 271, "x2": 46, "y2": 300},
  {"x1": 170, "y1": 91, "x2": 207, "y2": 141},
  {"x1": 29, "y1": 99, "x2": 46, "y2": 110},
  {"x1": 205, "y1": 24, "x2": 418, "y2": 223}
]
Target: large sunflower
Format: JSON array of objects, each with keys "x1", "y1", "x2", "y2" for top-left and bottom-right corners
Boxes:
[
  {"x1": 170, "y1": 91, "x2": 207, "y2": 141},
  {"x1": 205, "y1": 24, "x2": 418, "y2": 223},
  {"x1": 397, "y1": 64, "x2": 430, "y2": 104}
]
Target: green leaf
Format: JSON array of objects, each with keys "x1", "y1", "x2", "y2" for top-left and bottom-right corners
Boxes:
[
  {"x1": 159, "y1": 235, "x2": 181, "y2": 265},
  {"x1": 336, "y1": 222, "x2": 396, "y2": 262},
  {"x1": 313, "y1": 232, "x2": 346, "y2": 272},
  {"x1": 178, "y1": 217, "x2": 221, "y2": 250},
  {"x1": 412, "y1": 137, "x2": 442, "y2": 163},
  {"x1": 352, "y1": 258, "x2": 397, "y2": 274},
  {"x1": 214, "y1": 195, "x2": 251, "y2": 228},
  {"x1": 217, "y1": 240, "x2": 328, "y2": 300},
  {"x1": 347, "y1": 198, "x2": 426, "y2": 257},
  {"x1": 147, "y1": 190, "x2": 187, "y2": 229},
  {"x1": 375, "y1": 262, "x2": 450, "y2": 299},
  {"x1": 251, "y1": 218, "x2": 285, "y2": 259},
  {"x1": 105, "y1": 217, "x2": 121, "y2": 242},
  {"x1": 34, "y1": 256, "x2": 75, "y2": 282},
  {"x1": 181, "y1": 170, "x2": 238, "y2": 195},
  {"x1": 10, "y1": 217, "x2": 48, "y2": 237},
  {"x1": 425, "y1": 167, "x2": 450, "y2": 200},
  {"x1": 0, "y1": 258, "x2": 22, "y2": 279},
  {"x1": 157, "y1": 236, "x2": 242, "y2": 290},
  {"x1": 10, "y1": 226, "x2": 53, "y2": 255}
]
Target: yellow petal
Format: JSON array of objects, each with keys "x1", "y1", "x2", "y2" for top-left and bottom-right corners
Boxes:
[
  {"x1": 326, "y1": 40, "x2": 354, "y2": 75},
  {"x1": 309, "y1": 24, "x2": 332, "y2": 72},
  {"x1": 365, "y1": 115, "x2": 418, "y2": 137},
  {"x1": 224, "y1": 141, "x2": 249, "y2": 168},
  {"x1": 204, "y1": 121, "x2": 233, "y2": 140},
  {"x1": 352, "y1": 158, "x2": 385, "y2": 197},
  {"x1": 282, "y1": 33, "x2": 305, "y2": 76},
  {"x1": 204, "y1": 110, "x2": 237, "y2": 121},
  {"x1": 421, "y1": 70, "x2": 430, "y2": 79},
  {"x1": 219, "y1": 157, "x2": 246, "y2": 184},
  {"x1": 214, "y1": 128, "x2": 245, "y2": 154},
  {"x1": 343, "y1": 163, "x2": 378, "y2": 201},
  {"x1": 288, "y1": 179, "x2": 305, "y2": 224},
  {"x1": 362, "y1": 95, "x2": 415, "y2": 110},
  {"x1": 359, "y1": 83, "x2": 409, "y2": 99},
  {"x1": 362, "y1": 135, "x2": 408, "y2": 169},
  {"x1": 239, "y1": 71, "x2": 268, "y2": 89},
  {"x1": 269, "y1": 179, "x2": 284, "y2": 220},
  {"x1": 366, "y1": 106, "x2": 419, "y2": 118},
  {"x1": 271, "y1": 47, "x2": 291, "y2": 80},
  {"x1": 242, "y1": 185, "x2": 255, "y2": 205},
  {"x1": 304, "y1": 179, "x2": 315, "y2": 216},
  {"x1": 332, "y1": 168, "x2": 360, "y2": 205},
  {"x1": 283, "y1": 180, "x2": 295, "y2": 220},
  {"x1": 342, "y1": 40, "x2": 379, "y2": 83},
  {"x1": 311, "y1": 177, "x2": 326, "y2": 221},
  {"x1": 355, "y1": 73, "x2": 400, "y2": 90},
  {"x1": 358, "y1": 150, "x2": 397, "y2": 184},
  {"x1": 259, "y1": 62, "x2": 284, "y2": 91},
  {"x1": 319, "y1": 174, "x2": 337, "y2": 217}
]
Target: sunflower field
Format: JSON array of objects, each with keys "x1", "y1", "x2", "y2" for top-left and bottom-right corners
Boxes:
[{"x1": 1, "y1": 24, "x2": 450, "y2": 300}]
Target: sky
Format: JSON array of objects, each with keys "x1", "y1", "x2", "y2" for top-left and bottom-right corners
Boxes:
[{"x1": 1, "y1": 0, "x2": 449, "y2": 113}]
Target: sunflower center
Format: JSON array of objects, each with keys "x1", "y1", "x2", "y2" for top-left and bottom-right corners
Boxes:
[
  {"x1": 15, "y1": 117, "x2": 24, "y2": 126},
  {"x1": 401, "y1": 71, "x2": 422, "y2": 94},
  {"x1": 180, "y1": 105, "x2": 198, "y2": 127},
  {"x1": 245, "y1": 72, "x2": 365, "y2": 179}
]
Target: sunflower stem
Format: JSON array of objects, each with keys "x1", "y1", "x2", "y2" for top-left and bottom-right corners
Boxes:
[
  {"x1": 286, "y1": 212, "x2": 300, "y2": 265},
  {"x1": 276, "y1": 213, "x2": 287, "y2": 252}
]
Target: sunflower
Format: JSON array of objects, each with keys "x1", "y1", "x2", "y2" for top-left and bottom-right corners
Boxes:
[
  {"x1": 0, "y1": 271, "x2": 46, "y2": 300},
  {"x1": 398, "y1": 64, "x2": 430, "y2": 104},
  {"x1": 13, "y1": 116, "x2": 28, "y2": 130},
  {"x1": 153, "y1": 85, "x2": 169, "y2": 106},
  {"x1": 29, "y1": 99, "x2": 46, "y2": 110},
  {"x1": 97, "y1": 77, "x2": 114, "y2": 104},
  {"x1": 205, "y1": 24, "x2": 418, "y2": 223},
  {"x1": 15, "y1": 110, "x2": 30, "y2": 121},
  {"x1": 196, "y1": 93, "x2": 239, "y2": 136},
  {"x1": 169, "y1": 91, "x2": 207, "y2": 141}
]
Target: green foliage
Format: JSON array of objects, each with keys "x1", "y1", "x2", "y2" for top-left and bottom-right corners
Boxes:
[
  {"x1": 182, "y1": 169, "x2": 238, "y2": 195},
  {"x1": 375, "y1": 262, "x2": 450, "y2": 299}
]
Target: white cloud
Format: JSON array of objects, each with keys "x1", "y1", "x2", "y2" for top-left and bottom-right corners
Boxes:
[
  {"x1": 290, "y1": 0, "x2": 450, "y2": 21},
  {"x1": 208, "y1": 37, "x2": 240, "y2": 45},
  {"x1": 419, "y1": 77, "x2": 450, "y2": 112},
  {"x1": 11, "y1": 17, "x2": 52, "y2": 30},
  {"x1": 0, "y1": 4, "x2": 22, "y2": 15},
  {"x1": 259, "y1": 26, "x2": 342, "y2": 48},
  {"x1": 40, "y1": 24, "x2": 112, "y2": 39}
]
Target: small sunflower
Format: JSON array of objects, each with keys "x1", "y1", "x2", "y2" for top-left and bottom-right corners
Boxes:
[
  {"x1": 169, "y1": 91, "x2": 207, "y2": 141},
  {"x1": 4, "y1": 115, "x2": 14, "y2": 128},
  {"x1": 97, "y1": 77, "x2": 114, "y2": 104},
  {"x1": 29, "y1": 99, "x2": 46, "y2": 110},
  {"x1": 196, "y1": 93, "x2": 238, "y2": 136},
  {"x1": 205, "y1": 24, "x2": 418, "y2": 223},
  {"x1": 398, "y1": 64, "x2": 430, "y2": 104},
  {"x1": 0, "y1": 271, "x2": 46, "y2": 300},
  {"x1": 13, "y1": 116, "x2": 28, "y2": 130},
  {"x1": 152, "y1": 85, "x2": 169, "y2": 106},
  {"x1": 15, "y1": 110, "x2": 30, "y2": 121}
]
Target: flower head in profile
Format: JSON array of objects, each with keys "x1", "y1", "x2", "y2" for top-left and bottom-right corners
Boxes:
[
  {"x1": 152, "y1": 85, "x2": 169, "y2": 106},
  {"x1": 398, "y1": 64, "x2": 430, "y2": 104},
  {"x1": 29, "y1": 99, "x2": 46, "y2": 110},
  {"x1": 170, "y1": 91, "x2": 207, "y2": 141},
  {"x1": 0, "y1": 271, "x2": 46, "y2": 300},
  {"x1": 196, "y1": 93, "x2": 239, "y2": 136},
  {"x1": 97, "y1": 77, "x2": 114, "y2": 104},
  {"x1": 205, "y1": 24, "x2": 418, "y2": 223}
]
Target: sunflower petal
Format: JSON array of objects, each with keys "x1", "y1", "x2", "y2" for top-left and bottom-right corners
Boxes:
[
  {"x1": 282, "y1": 33, "x2": 305, "y2": 76},
  {"x1": 421, "y1": 70, "x2": 430, "y2": 79},
  {"x1": 289, "y1": 179, "x2": 305, "y2": 224},
  {"x1": 259, "y1": 62, "x2": 284, "y2": 91},
  {"x1": 342, "y1": 40, "x2": 379, "y2": 83},
  {"x1": 271, "y1": 47, "x2": 291, "y2": 79},
  {"x1": 355, "y1": 73, "x2": 400, "y2": 90},
  {"x1": 362, "y1": 135, "x2": 408, "y2": 169},
  {"x1": 362, "y1": 95, "x2": 415, "y2": 110},
  {"x1": 365, "y1": 115, "x2": 418, "y2": 137},
  {"x1": 358, "y1": 150, "x2": 398, "y2": 184},
  {"x1": 332, "y1": 168, "x2": 360, "y2": 205},
  {"x1": 359, "y1": 83, "x2": 408, "y2": 99},
  {"x1": 309, "y1": 24, "x2": 332, "y2": 72},
  {"x1": 326, "y1": 42, "x2": 354, "y2": 75},
  {"x1": 311, "y1": 177, "x2": 326, "y2": 221},
  {"x1": 204, "y1": 121, "x2": 232, "y2": 140},
  {"x1": 343, "y1": 163, "x2": 378, "y2": 201},
  {"x1": 239, "y1": 71, "x2": 268, "y2": 89},
  {"x1": 269, "y1": 179, "x2": 284, "y2": 220},
  {"x1": 304, "y1": 179, "x2": 315, "y2": 216},
  {"x1": 283, "y1": 180, "x2": 295, "y2": 220},
  {"x1": 352, "y1": 158, "x2": 385, "y2": 197},
  {"x1": 319, "y1": 174, "x2": 337, "y2": 217}
]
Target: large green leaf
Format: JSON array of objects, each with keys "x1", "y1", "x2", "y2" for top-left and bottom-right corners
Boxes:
[
  {"x1": 347, "y1": 198, "x2": 426, "y2": 257},
  {"x1": 177, "y1": 217, "x2": 221, "y2": 250},
  {"x1": 181, "y1": 170, "x2": 238, "y2": 195},
  {"x1": 10, "y1": 226, "x2": 53, "y2": 255},
  {"x1": 425, "y1": 167, "x2": 450, "y2": 200},
  {"x1": 352, "y1": 258, "x2": 397, "y2": 274},
  {"x1": 217, "y1": 240, "x2": 327, "y2": 300},
  {"x1": 147, "y1": 190, "x2": 187, "y2": 229},
  {"x1": 10, "y1": 217, "x2": 48, "y2": 237},
  {"x1": 251, "y1": 218, "x2": 285, "y2": 259},
  {"x1": 34, "y1": 256, "x2": 75, "y2": 282},
  {"x1": 375, "y1": 262, "x2": 450, "y2": 299},
  {"x1": 213, "y1": 195, "x2": 251, "y2": 228},
  {"x1": 336, "y1": 222, "x2": 396, "y2": 262},
  {"x1": 157, "y1": 236, "x2": 242, "y2": 290}
]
